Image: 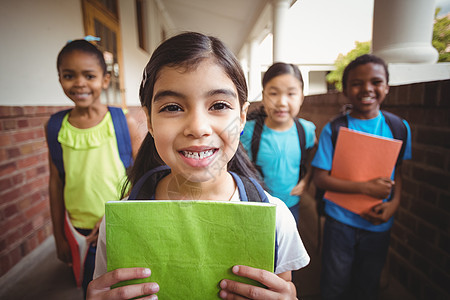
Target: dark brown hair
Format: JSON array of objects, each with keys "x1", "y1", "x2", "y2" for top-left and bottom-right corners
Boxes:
[
  {"x1": 124, "y1": 32, "x2": 258, "y2": 194},
  {"x1": 56, "y1": 40, "x2": 107, "y2": 75},
  {"x1": 262, "y1": 62, "x2": 303, "y2": 91}
]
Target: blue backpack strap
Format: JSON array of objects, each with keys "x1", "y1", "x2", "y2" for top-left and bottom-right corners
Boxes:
[
  {"x1": 249, "y1": 106, "x2": 266, "y2": 178},
  {"x1": 47, "y1": 109, "x2": 72, "y2": 181},
  {"x1": 250, "y1": 108, "x2": 307, "y2": 184},
  {"x1": 109, "y1": 106, "x2": 133, "y2": 168},
  {"x1": 229, "y1": 172, "x2": 269, "y2": 203},
  {"x1": 330, "y1": 114, "x2": 348, "y2": 148},
  {"x1": 294, "y1": 118, "x2": 307, "y2": 180},
  {"x1": 128, "y1": 165, "x2": 171, "y2": 200},
  {"x1": 381, "y1": 110, "x2": 407, "y2": 166}
]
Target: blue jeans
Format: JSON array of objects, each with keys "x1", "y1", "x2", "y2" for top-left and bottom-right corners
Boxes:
[
  {"x1": 289, "y1": 202, "x2": 300, "y2": 224},
  {"x1": 320, "y1": 217, "x2": 390, "y2": 300}
]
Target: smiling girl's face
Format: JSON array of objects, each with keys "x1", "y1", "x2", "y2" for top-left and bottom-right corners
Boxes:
[
  {"x1": 262, "y1": 73, "x2": 303, "y2": 131},
  {"x1": 147, "y1": 58, "x2": 248, "y2": 184},
  {"x1": 58, "y1": 50, "x2": 110, "y2": 108}
]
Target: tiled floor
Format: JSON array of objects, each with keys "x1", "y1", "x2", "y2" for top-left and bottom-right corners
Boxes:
[{"x1": 0, "y1": 194, "x2": 416, "y2": 300}]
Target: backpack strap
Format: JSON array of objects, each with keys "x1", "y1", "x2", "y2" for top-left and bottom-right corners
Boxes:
[
  {"x1": 294, "y1": 119, "x2": 307, "y2": 180},
  {"x1": 109, "y1": 106, "x2": 133, "y2": 169},
  {"x1": 46, "y1": 107, "x2": 133, "y2": 182},
  {"x1": 250, "y1": 110, "x2": 308, "y2": 182},
  {"x1": 127, "y1": 165, "x2": 171, "y2": 200},
  {"x1": 229, "y1": 172, "x2": 268, "y2": 203},
  {"x1": 330, "y1": 114, "x2": 348, "y2": 148},
  {"x1": 381, "y1": 110, "x2": 407, "y2": 166},
  {"x1": 129, "y1": 168, "x2": 270, "y2": 203},
  {"x1": 250, "y1": 108, "x2": 266, "y2": 177},
  {"x1": 47, "y1": 109, "x2": 72, "y2": 181}
]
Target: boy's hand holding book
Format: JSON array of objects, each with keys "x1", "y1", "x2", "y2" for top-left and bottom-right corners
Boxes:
[
  {"x1": 361, "y1": 177, "x2": 394, "y2": 200},
  {"x1": 362, "y1": 199, "x2": 399, "y2": 225}
]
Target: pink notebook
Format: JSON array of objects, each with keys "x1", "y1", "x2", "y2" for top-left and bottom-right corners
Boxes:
[{"x1": 64, "y1": 211, "x2": 89, "y2": 287}]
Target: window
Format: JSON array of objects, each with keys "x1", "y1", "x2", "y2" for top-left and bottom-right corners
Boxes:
[{"x1": 82, "y1": 0, "x2": 125, "y2": 106}]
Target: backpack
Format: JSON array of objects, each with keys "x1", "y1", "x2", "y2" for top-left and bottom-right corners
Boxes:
[
  {"x1": 127, "y1": 165, "x2": 279, "y2": 269},
  {"x1": 314, "y1": 110, "x2": 408, "y2": 250},
  {"x1": 46, "y1": 106, "x2": 133, "y2": 287},
  {"x1": 46, "y1": 106, "x2": 133, "y2": 181},
  {"x1": 247, "y1": 106, "x2": 308, "y2": 181}
]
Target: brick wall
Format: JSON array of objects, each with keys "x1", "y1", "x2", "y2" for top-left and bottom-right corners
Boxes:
[
  {"x1": 0, "y1": 105, "x2": 146, "y2": 277},
  {"x1": 0, "y1": 80, "x2": 449, "y2": 300},
  {"x1": 0, "y1": 106, "x2": 61, "y2": 276},
  {"x1": 385, "y1": 80, "x2": 450, "y2": 300}
]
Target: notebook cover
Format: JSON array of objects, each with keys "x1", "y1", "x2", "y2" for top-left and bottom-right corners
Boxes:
[
  {"x1": 325, "y1": 127, "x2": 403, "y2": 214},
  {"x1": 106, "y1": 200, "x2": 276, "y2": 298},
  {"x1": 64, "y1": 211, "x2": 89, "y2": 287}
]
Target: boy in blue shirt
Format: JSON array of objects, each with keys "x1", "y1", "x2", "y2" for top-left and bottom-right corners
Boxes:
[{"x1": 312, "y1": 54, "x2": 412, "y2": 300}]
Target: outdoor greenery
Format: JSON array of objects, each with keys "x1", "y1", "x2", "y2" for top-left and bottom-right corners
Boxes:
[
  {"x1": 326, "y1": 41, "x2": 370, "y2": 92},
  {"x1": 327, "y1": 8, "x2": 450, "y2": 91},
  {"x1": 433, "y1": 8, "x2": 450, "y2": 62}
]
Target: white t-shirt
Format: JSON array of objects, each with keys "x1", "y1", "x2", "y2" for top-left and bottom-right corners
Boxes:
[{"x1": 93, "y1": 189, "x2": 310, "y2": 278}]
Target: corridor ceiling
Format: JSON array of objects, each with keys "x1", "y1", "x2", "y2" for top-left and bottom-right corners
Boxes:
[{"x1": 161, "y1": 0, "x2": 271, "y2": 54}]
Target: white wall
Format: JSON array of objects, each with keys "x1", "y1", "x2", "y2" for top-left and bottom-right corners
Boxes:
[
  {"x1": 307, "y1": 71, "x2": 328, "y2": 95},
  {"x1": 118, "y1": 0, "x2": 151, "y2": 106},
  {"x1": 0, "y1": 0, "x2": 84, "y2": 106},
  {"x1": 0, "y1": 0, "x2": 164, "y2": 107}
]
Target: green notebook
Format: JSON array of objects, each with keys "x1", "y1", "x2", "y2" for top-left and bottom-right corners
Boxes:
[{"x1": 106, "y1": 200, "x2": 276, "y2": 299}]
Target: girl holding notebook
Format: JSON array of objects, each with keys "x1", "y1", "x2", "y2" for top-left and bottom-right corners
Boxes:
[
  {"x1": 46, "y1": 38, "x2": 142, "y2": 297},
  {"x1": 87, "y1": 32, "x2": 309, "y2": 299}
]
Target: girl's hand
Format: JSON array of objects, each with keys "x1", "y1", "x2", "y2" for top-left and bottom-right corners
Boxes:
[
  {"x1": 290, "y1": 180, "x2": 306, "y2": 196},
  {"x1": 55, "y1": 238, "x2": 72, "y2": 266},
  {"x1": 362, "y1": 177, "x2": 394, "y2": 199},
  {"x1": 87, "y1": 268, "x2": 159, "y2": 300},
  {"x1": 219, "y1": 265, "x2": 297, "y2": 300},
  {"x1": 86, "y1": 218, "x2": 102, "y2": 247}
]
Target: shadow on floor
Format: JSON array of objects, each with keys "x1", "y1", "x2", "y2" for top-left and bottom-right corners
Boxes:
[{"x1": 0, "y1": 237, "x2": 83, "y2": 300}]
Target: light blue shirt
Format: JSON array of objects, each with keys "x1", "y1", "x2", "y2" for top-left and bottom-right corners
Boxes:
[{"x1": 241, "y1": 118, "x2": 316, "y2": 208}]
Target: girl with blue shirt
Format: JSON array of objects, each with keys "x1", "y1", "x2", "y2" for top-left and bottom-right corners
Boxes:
[{"x1": 241, "y1": 63, "x2": 316, "y2": 223}]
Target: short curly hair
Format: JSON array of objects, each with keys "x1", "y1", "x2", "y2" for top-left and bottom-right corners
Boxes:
[{"x1": 342, "y1": 54, "x2": 389, "y2": 90}]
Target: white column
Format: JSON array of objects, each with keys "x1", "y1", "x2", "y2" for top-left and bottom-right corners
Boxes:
[
  {"x1": 299, "y1": 67, "x2": 310, "y2": 96},
  {"x1": 239, "y1": 43, "x2": 249, "y2": 83},
  {"x1": 372, "y1": 0, "x2": 438, "y2": 64},
  {"x1": 272, "y1": 0, "x2": 290, "y2": 62},
  {"x1": 248, "y1": 39, "x2": 261, "y2": 101}
]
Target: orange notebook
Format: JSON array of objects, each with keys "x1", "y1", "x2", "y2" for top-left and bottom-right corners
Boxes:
[{"x1": 324, "y1": 127, "x2": 403, "y2": 215}]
